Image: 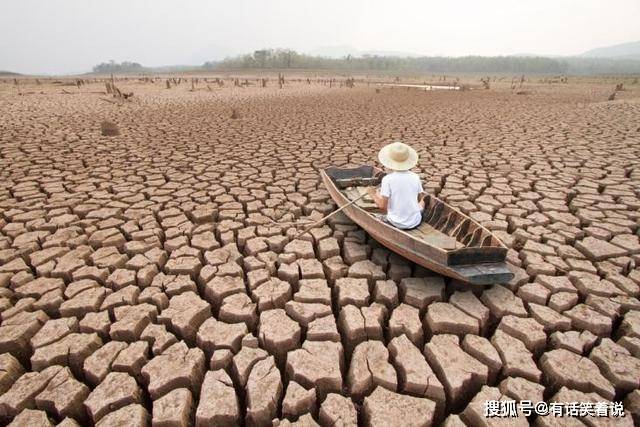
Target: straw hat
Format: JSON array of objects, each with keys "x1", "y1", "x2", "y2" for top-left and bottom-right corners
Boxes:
[{"x1": 378, "y1": 141, "x2": 418, "y2": 171}]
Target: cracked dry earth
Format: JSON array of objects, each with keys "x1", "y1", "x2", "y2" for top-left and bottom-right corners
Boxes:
[{"x1": 0, "y1": 77, "x2": 639, "y2": 427}]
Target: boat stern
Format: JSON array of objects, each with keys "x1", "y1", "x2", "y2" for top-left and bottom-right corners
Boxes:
[{"x1": 450, "y1": 262, "x2": 514, "y2": 285}]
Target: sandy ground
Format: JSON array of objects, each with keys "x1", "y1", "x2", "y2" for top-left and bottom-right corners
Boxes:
[{"x1": 0, "y1": 74, "x2": 639, "y2": 426}]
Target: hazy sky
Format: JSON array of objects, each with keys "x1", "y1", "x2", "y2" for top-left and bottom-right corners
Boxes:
[{"x1": 1, "y1": 0, "x2": 639, "y2": 74}]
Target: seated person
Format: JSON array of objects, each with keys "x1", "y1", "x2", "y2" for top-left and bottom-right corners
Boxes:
[{"x1": 367, "y1": 141, "x2": 425, "y2": 230}]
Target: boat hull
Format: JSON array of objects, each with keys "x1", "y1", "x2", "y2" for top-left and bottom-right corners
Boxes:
[{"x1": 322, "y1": 167, "x2": 514, "y2": 285}]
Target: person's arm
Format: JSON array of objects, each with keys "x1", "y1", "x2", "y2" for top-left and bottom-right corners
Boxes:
[
  {"x1": 416, "y1": 175, "x2": 426, "y2": 207},
  {"x1": 417, "y1": 191, "x2": 426, "y2": 209},
  {"x1": 367, "y1": 187, "x2": 388, "y2": 212}
]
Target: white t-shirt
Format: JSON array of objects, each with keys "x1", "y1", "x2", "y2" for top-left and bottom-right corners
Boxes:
[{"x1": 380, "y1": 171, "x2": 424, "y2": 229}]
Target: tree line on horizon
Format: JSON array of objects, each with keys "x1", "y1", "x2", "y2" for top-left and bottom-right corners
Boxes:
[
  {"x1": 214, "y1": 49, "x2": 640, "y2": 74},
  {"x1": 92, "y1": 60, "x2": 146, "y2": 74},
  {"x1": 93, "y1": 49, "x2": 640, "y2": 75}
]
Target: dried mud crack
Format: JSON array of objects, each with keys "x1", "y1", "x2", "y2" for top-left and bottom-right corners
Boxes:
[{"x1": 0, "y1": 76, "x2": 639, "y2": 426}]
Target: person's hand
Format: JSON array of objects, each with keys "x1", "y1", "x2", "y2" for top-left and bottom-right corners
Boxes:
[{"x1": 367, "y1": 187, "x2": 377, "y2": 197}]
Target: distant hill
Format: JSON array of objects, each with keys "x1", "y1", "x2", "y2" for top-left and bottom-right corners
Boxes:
[
  {"x1": 580, "y1": 40, "x2": 640, "y2": 60},
  {"x1": 0, "y1": 70, "x2": 22, "y2": 76}
]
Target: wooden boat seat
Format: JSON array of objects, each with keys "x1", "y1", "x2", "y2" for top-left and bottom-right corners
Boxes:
[{"x1": 406, "y1": 223, "x2": 461, "y2": 250}]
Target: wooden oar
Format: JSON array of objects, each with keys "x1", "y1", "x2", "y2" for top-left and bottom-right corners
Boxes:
[
  {"x1": 293, "y1": 191, "x2": 369, "y2": 239},
  {"x1": 264, "y1": 217, "x2": 314, "y2": 227}
]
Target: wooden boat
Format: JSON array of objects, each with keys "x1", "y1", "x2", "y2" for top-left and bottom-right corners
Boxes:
[{"x1": 321, "y1": 165, "x2": 514, "y2": 285}]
